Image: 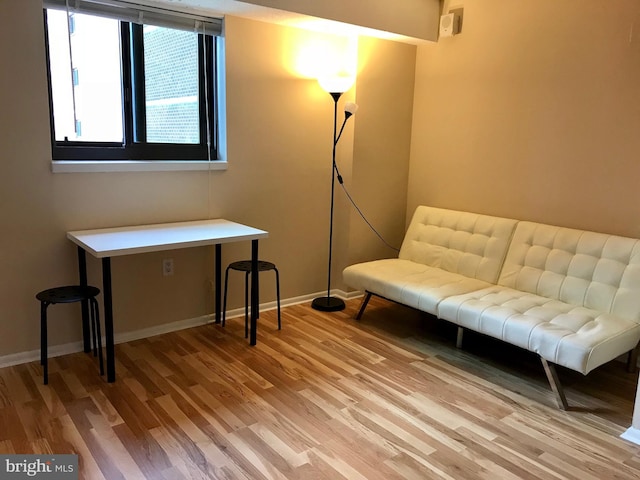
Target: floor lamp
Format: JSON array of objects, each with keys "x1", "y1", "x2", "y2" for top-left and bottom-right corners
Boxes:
[{"x1": 312, "y1": 78, "x2": 358, "y2": 312}]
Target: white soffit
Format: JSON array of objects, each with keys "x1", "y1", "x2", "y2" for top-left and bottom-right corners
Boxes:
[{"x1": 126, "y1": 0, "x2": 436, "y2": 44}]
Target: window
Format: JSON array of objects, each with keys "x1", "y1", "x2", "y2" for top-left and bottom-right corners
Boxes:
[{"x1": 43, "y1": 1, "x2": 222, "y2": 162}]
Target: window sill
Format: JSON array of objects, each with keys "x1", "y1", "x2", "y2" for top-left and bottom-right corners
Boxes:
[{"x1": 51, "y1": 160, "x2": 228, "y2": 173}]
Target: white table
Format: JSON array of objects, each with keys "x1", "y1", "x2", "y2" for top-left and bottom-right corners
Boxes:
[{"x1": 67, "y1": 219, "x2": 269, "y2": 382}]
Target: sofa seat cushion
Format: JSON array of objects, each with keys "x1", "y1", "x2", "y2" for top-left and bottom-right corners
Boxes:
[
  {"x1": 438, "y1": 286, "x2": 640, "y2": 374},
  {"x1": 343, "y1": 258, "x2": 492, "y2": 316}
]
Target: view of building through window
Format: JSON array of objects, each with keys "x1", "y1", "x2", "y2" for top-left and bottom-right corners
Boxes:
[{"x1": 143, "y1": 26, "x2": 200, "y2": 144}]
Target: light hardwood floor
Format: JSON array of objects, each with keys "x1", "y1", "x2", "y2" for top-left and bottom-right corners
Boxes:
[{"x1": 1, "y1": 296, "x2": 640, "y2": 479}]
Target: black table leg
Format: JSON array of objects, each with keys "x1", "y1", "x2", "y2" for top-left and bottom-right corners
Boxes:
[
  {"x1": 215, "y1": 244, "x2": 222, "y2": 324},
  {"x1": 102, "y1": 257, "x2": 115, "y2": 382},
  {"x1": 250, "y1": 239, "x2": 259, "y2": 346},
  {"x1": 77, "y1": 247, "x2": 91, "y2": 353}
]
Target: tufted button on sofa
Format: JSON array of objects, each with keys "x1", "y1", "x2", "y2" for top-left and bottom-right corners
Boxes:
[{"x1": 343, "y1": 206, "x2": 640, "y2": 409}]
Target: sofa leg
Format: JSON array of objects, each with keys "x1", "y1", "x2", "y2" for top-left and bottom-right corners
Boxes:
[
  {"x1": 627, "y1": 342, "x2": 640, "y2": 373},
  {"x1": 456, "y1": 327, "x2": 464, "y2": 348},
  {"x1": 540, "y1": 357, "x2": 568, "y2": 410},
  {"x1": 355, "y1": 292, "x2": 372, "y2": 320}
]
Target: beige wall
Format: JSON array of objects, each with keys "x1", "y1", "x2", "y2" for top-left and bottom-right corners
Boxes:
[
  {"x1": 0, "y1": 1, "x2": 414, "y2": 359},
  {"x1": 410, "y1": 0, "x2": 640, "y2": 237},
  {"x1": 345, "y1": 37, "x2": 416, "y2": 266}
]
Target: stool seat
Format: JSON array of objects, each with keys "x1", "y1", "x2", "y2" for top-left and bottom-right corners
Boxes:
[
  {"x1": 227, "y1": 260, "x2": 277, "y2": 273},
  {"x1": 36, "y1": 285, "x2": 101, "y2": 304},
  {"x1": 223, "y1": 260, "x2": 281, "y2": 338},
  {"x1": 36, "y1": 284, "x2": 103, "y2": 384}
]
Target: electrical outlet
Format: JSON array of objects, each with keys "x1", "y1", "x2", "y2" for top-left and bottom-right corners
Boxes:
[{"x1": 162, "y1": 258, "x2": 174, "y2": 276}]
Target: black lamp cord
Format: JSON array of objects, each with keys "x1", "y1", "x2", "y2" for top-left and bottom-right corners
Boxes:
[{"x1": 333, "y1": 115, "x2": 401, "y2": 253}]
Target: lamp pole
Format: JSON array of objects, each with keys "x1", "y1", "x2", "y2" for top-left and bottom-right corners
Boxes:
[{"x1": 312, "y1": 91, "x2": 357, "y2": 312}]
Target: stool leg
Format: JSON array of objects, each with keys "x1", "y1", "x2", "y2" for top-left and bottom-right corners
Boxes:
[
  {"x1": 40, "y1": 302, "x2": 49, "y2": 385},
  {"x1": 91, "y1": 301, "x2": 98, "y2": 358},
  {"x1": 222, "y1": 266, "x2": 231, "y2": 327},
  {"x1": 91, "y1": 298, "x2": 104, "y2": 376},
  {"x1": 274, "y1": 267, "x2": 281, "y2": 330},
  {"x1": 244, "y1": 271, "x2": 250, "y2": 339}
]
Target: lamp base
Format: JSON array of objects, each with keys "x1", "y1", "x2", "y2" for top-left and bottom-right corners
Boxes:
[{"x1": 311, "y1": 296, "x2": 345, "y2": 312}]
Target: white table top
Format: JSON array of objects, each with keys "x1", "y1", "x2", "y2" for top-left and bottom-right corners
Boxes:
[{"x1": 67, "y1": 219, "x2": 268, "y2": 258}]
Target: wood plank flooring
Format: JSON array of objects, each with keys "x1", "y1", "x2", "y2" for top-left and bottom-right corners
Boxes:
[{"x1": 1, "y1": 296, "x2": 639, "y2": 479}]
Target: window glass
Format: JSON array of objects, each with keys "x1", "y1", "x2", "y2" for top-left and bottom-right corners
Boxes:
[
  {"x1": 47, "y1": 10, "x2": 123, "y2": 143},
  {"x1": 143, "y1": 26, "x2": 199, "y2": 144}
]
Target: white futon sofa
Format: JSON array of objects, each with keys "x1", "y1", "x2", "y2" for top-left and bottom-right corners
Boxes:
[{"x1": 343, "y1": 206, "x2": 640, "y2": 408}]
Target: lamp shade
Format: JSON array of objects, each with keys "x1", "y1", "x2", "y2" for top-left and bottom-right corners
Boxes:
[
  {"x1": 317, "y1": 74, "x2": 355, "y2": 94},
  {"x1": 344, "y1": 102, "x2": 358, "y2": 115}
]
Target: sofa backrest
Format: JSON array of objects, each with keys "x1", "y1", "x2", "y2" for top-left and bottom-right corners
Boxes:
[
  {"x1": 498, "y1": 221, "x2": 640, "y2": 321},
  {"x1": 399, "y1": 206, "x2": 518, "y2": 284}
]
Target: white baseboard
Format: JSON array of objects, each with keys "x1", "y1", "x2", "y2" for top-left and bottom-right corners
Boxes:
[
  {"x1": 0, "y1": 289, "x2": 356, "y2": 369},
  {"x1": 621, "y1": 427, "x2": 640, "y2": 445}
]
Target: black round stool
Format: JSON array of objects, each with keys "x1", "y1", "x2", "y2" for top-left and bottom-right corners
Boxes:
[
  {"x1": 36, "y1": 285, "x2": 103, "y2": 385},
  {"x1": 223, "y1": 260, "x2": 281, "y2": 338}
]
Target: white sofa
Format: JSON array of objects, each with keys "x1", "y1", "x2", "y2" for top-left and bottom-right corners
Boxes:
[{"x1": 343, "y1": 206, "x2": 640, "y2": 408}]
